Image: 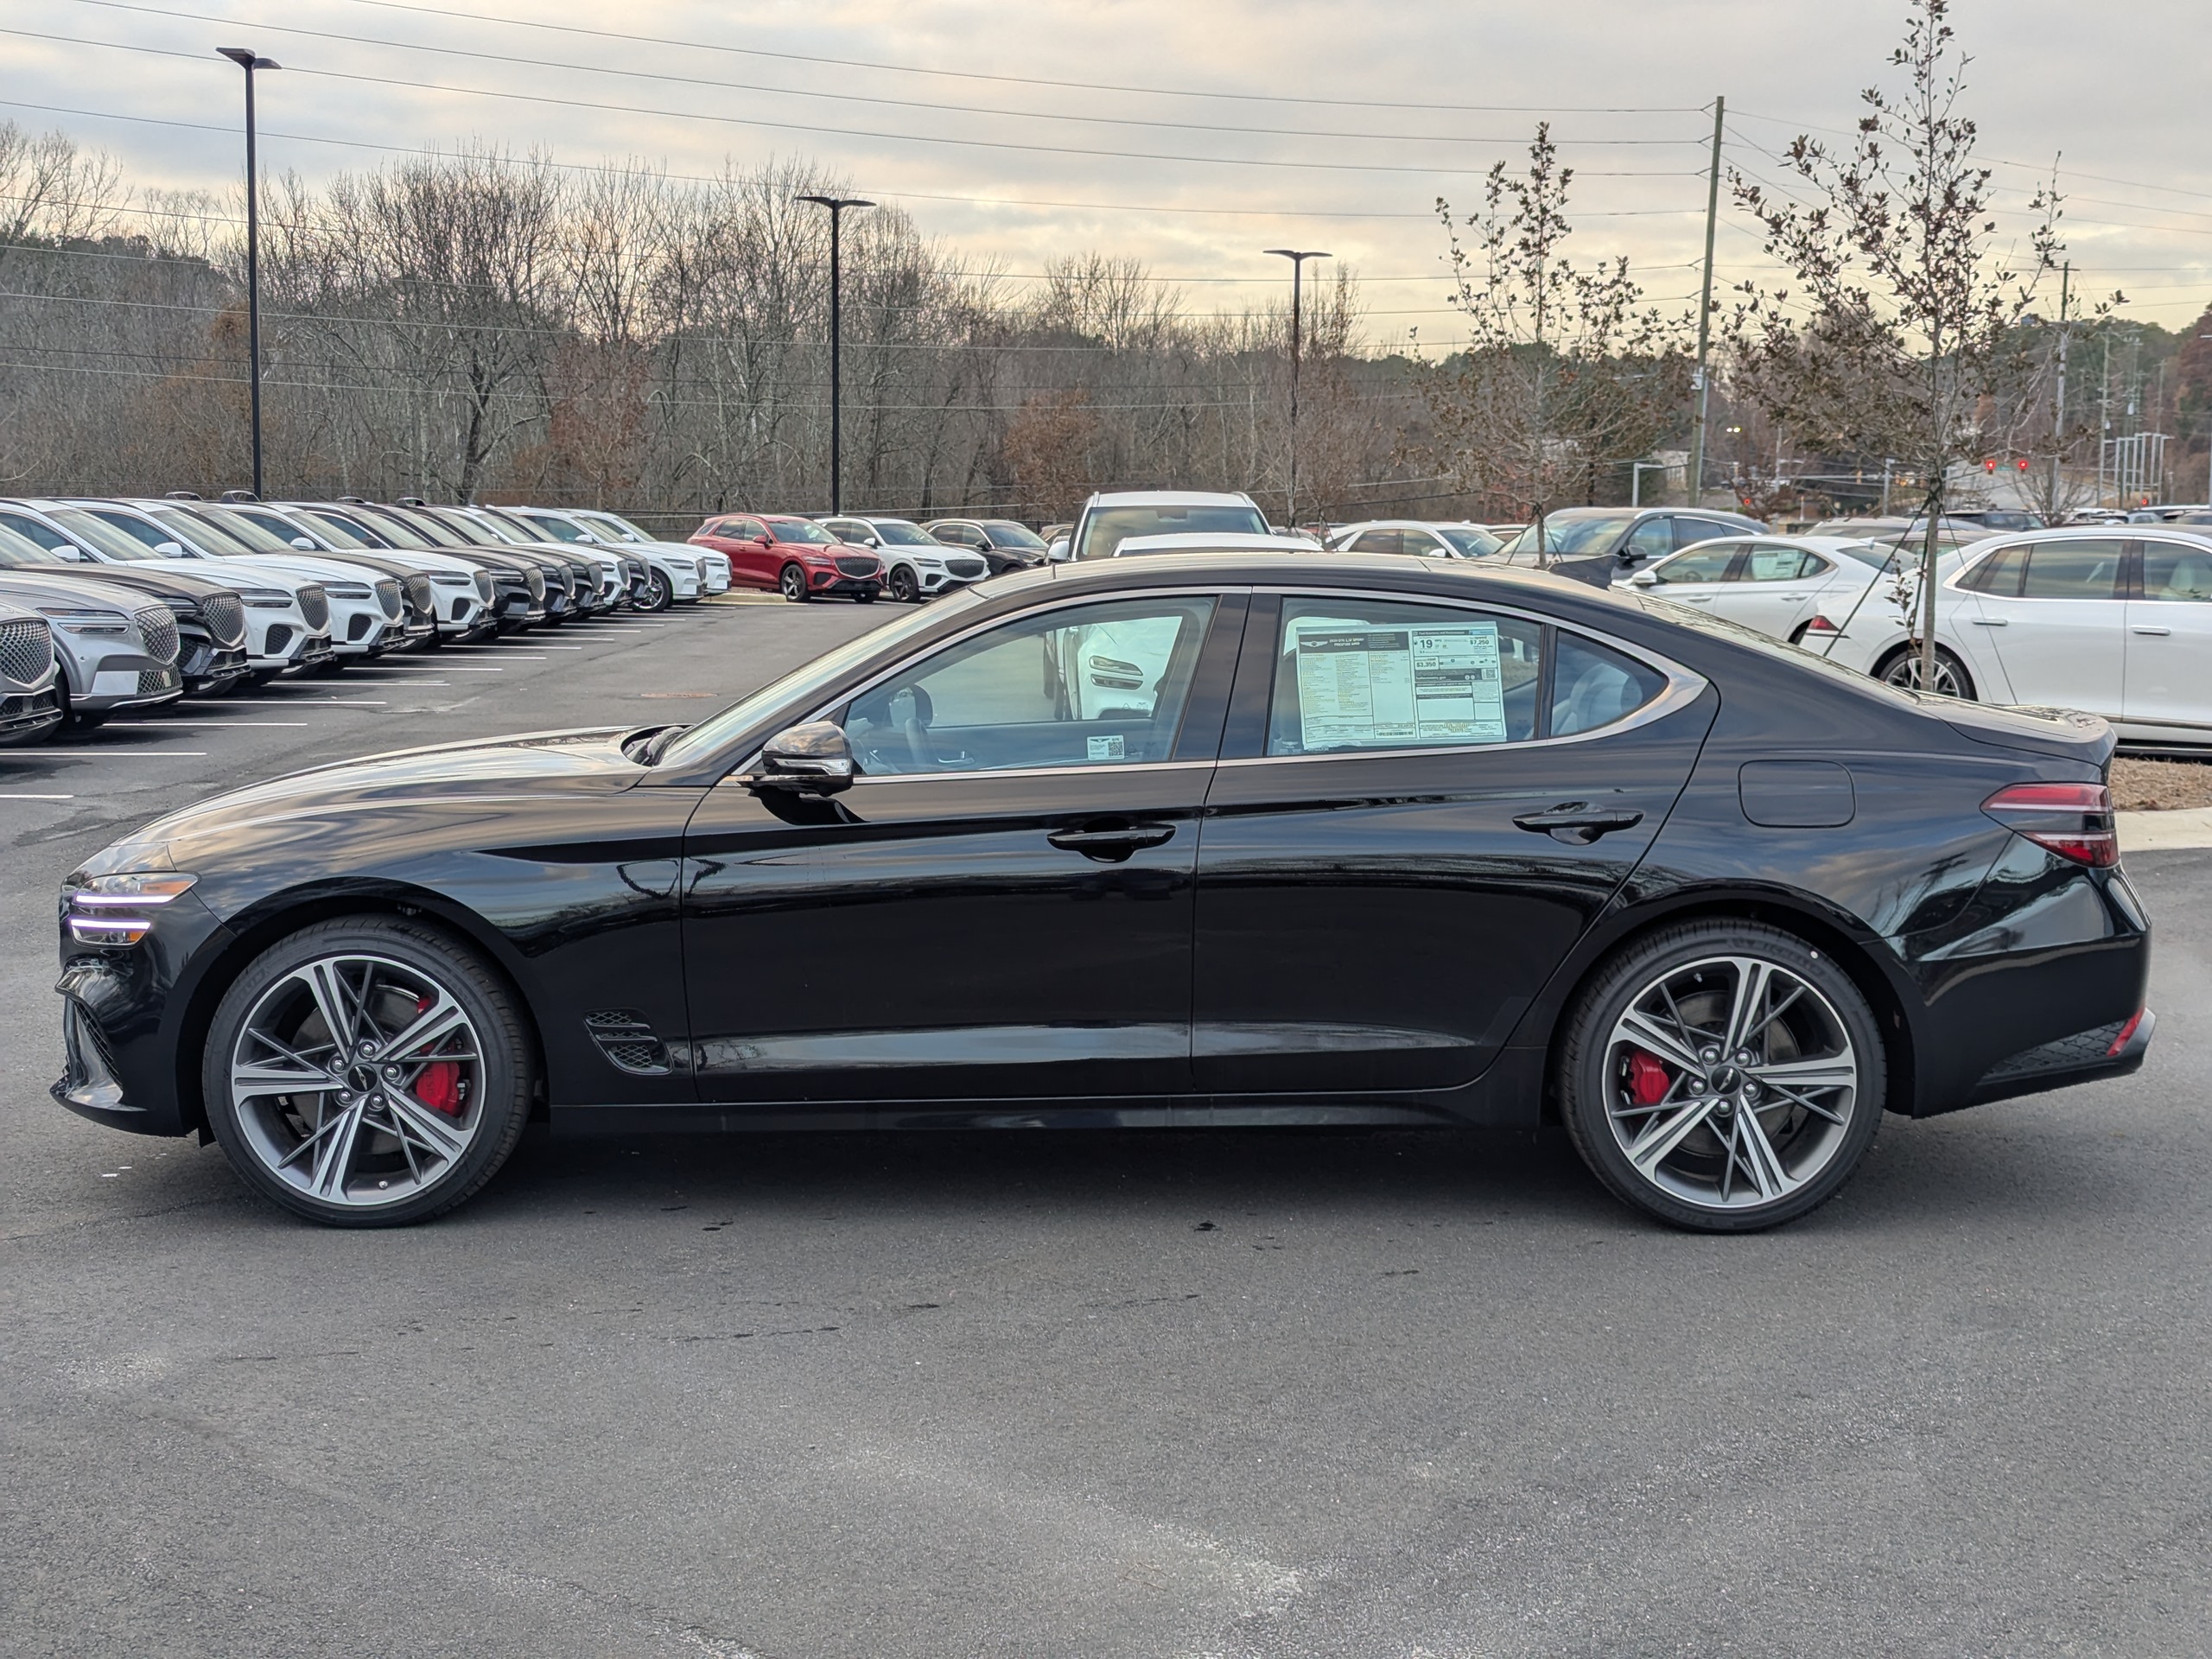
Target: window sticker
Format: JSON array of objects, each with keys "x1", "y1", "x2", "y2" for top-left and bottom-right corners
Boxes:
[
  {"x1": 1750, "y1": 549, "x2": 1802, "y2": 581},
  {"x1": 1290, "y1": 617, "x2": 1506, "y2": 751},
  {"x1": 1086, "y1": 734, "x2": 1127, "y2": 761}
]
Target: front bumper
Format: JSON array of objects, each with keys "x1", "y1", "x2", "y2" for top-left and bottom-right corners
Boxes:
[
  {"x1": 181, "y1": 641, "x2": 250, "y2": 690},
  {"x1": 81, "y1": 659, "x2": 184, "y2": 713},
  {"x1": 0, "y1": 685, "x2": 61, "y2": 739}
]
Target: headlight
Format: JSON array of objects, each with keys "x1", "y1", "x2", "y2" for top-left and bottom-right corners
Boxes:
[
  {"x1": 238, "y1": 587, "x2": 292, "y2": 608},
  {"x1": 37, "y1": 607, "x2": 130, "y2": 633},
  {"x1": 64, "y1": 872, "x2": 199, "y2": 945}
]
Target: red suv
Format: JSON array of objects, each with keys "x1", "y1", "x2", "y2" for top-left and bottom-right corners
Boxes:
[{"x1": 690, "y1": 514, "x2": 884, "y2": 603}]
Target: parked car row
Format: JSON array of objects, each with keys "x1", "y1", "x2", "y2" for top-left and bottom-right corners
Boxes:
[
  {"x1": 681, "y1": 511, "x2": 1064, "y2": 602},
  {"x1": 0, "y1": 494, "x2": 732, "y2": 744}
]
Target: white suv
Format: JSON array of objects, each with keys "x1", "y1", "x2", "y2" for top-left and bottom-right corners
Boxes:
[
  {"x1": 821, "y1": 516, "x2": 989, "y2": 601},
  {"x1": 1062, "y1": 491, "x2": 1268, "y2": 561}
]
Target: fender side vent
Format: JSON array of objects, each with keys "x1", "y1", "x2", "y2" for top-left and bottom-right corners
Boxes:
[{"x1": 585, "y1": 1010, "x2": 671, "y2": 1076}]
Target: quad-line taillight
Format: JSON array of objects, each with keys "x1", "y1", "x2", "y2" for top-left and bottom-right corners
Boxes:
[
  {"x1": 64, "y1": 872, "x2": 200, "y2": 944},
  {"x1": 1981, "y1": 782, "x2": 2118, "y2": 868}
]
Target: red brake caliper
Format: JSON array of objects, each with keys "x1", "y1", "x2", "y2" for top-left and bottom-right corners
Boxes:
[
  {"x1": 410, "y1": 992, "x2": 463, "y2": 1115},
  {"x1": 1625, "y1": 1049, "x2": 1672, "y2": 1107}
]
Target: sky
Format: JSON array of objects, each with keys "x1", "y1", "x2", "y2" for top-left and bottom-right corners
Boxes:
[{"x1": 6, "y1": 0, "x2": 2210, "y2": 345}]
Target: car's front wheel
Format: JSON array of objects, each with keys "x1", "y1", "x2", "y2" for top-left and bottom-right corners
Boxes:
[
  {"x1": 779, "y1": 563, "x2": 811, "y2": 602},
  {"x1": 1875, "y1": 642, "x2": 1975, "y2": 699},
  {"x1": 201, "y1": 918, "x2": 535, "y2": 1227},
  {"x1": 888, "y1": 565, "x2": 919, "y2": 603},
  {"x1": 1558, "y1": 921, "x2": 1885, "y2": 1232},
  {"x1": 639, "y1": 568, "x2": 673, "y2": 612}
]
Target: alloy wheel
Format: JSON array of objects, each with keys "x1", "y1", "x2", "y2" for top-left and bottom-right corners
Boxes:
[
  {"x1": 780, "y1": 563, "x2": 810, "y2": 601},
  {"x1": 1880, "y1": 646, "x2": 1969, "y2": 698},
  {"x1": 1602, "y1": 955, "x2": 1860, "y2": 1212},
  {"x1": 890, "y1": 566, "x2": 919, "y2": 602},
  {"x1": 225, "y1": 952, "x2": 487, "y2": 1210}
]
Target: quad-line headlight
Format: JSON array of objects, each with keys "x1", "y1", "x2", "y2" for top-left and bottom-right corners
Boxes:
[{"x1": 64, "y1": 872, "x2": 200, "y2": 945}]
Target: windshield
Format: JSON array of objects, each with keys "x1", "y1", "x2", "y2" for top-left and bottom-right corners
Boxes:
[
  {"x1": 519, "y1": 512, "x2": 589, "y2": 543},
  {"x1": 1503, "y1": 511, "x2": 1637, "y2": 559},
  {"x1": 0, "y1": 523, "x2": 63, "y2": 564},
  {"x1": 655, "y1": 594, "x2": 983, "y2": 771},
  {"x1": 1077, "y1": 503, "x2": 1267, "y2": 558},
  {"x1": 323, "y1": 507, "x2": 426, "y2": 549},
  {"x1": 165, "y1": 505, "x2": 270, "y2": 555},
  {"x1": 378, "y1": 507, "x2": 474, "y2": 550},
  {"x1": 870, "y1": 520, "x2": 938, "y2": 547},
  {"x1": 575, "y1": 511, "x2": 650, "y2": 543},
  {"x1": 459, "y1": 508, "x2": 535, "y2": 545},
  {"x1": 983, "y1": 522, "x2": 1049, "y2": 550},
  {"x1": 1437, "y1": 525, "x2": 1503, "y2": 556},
  {"x1": 290, "y1": 510, "x2": 379, "y2": 550},
  {"x1": 772, "y1": 520, "x2": 837, "y2": 546},
  {"x1": 47, "y1": 508, "x2": 167, "y2": 561}
]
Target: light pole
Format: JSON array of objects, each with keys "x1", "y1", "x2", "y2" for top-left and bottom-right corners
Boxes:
[
  {"x1": 218, "y1": 47, "x2": 279, "y2": 499},
  {"x1": 1263, "y1": 248, "x2": 1330, "y2": 526},
  {"x1": 1629, "y1": 461, "x2": 1669, "y2": 507},
  {"x1": 796, "y1": 194, "x2": 874, "y2": 514}
]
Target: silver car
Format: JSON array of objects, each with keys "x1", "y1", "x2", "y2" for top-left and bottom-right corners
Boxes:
[
  {"x1": 0, "y1": 599, "x2": 62, "y2": 745},
  {"x1": 0, "y1": 547, "x2": 181, "y2": 728}
]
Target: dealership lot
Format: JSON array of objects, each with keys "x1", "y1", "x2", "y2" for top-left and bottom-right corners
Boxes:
[{"x1": 3, "y1": 599, "x2": 2209, "y2": 1657}]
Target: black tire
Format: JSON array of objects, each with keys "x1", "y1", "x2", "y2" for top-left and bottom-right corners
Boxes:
[
  {"x1": 201, "y1": 917, "x2": 536, "y2": 1227},
  {"x1": 1874, "y1": 643, "x2": 1975, "y2": 700},
  {"x1": 779, "y1": 563, "x2": 811, "y2": 602},
  {"x1": 1557, "y1": 919, "x2": 1885, "y2": 1233},
  {"x1": 853, "y1": 588, "x2": 876, "y2": 604},
  {"x1": 888, "y1": 565, "x2": 920, "y2": 603}
]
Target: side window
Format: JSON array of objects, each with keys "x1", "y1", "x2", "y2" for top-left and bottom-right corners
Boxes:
[
  {"x1": 2021, "y1": 538, "x2": 2124, "y2": 600},
  {"x1": 2140, "y1": 543, "x2": 2212, "y2": 601},
  {"x1": 1268, "y1": 598, "x2": 1543, "y2": 756},
  {"x1": 1349, "y1": 529, "x2": 1403, "y2": 554},
  {"x1": 0, "y1": 512, "x2": 73, "y2": 553},
  {"x1": 1552, "y1": 634, "x2": 1668, "y2": 738},
  {"x1": 1674, "y1": 517, "x2": 1742, "y2": 549},
  {"x1": 842, "y1": 596, "x2": 1217, "y2": 776},
  {"x1": 90, "y1": 511, "x2": 166, "y2": 548},
  {"x1": 928, "y1": 524, "x2": 961, "y2": 544},
  {"x1": 1747, "y1": 543, "x2": 1822, "y2": 581},
  {"x1": 1653, "y1": 545, "x2": 1742, "y2": 583},
  {"x1": 1624, "y1": 518, "x2": 1674, "y2": 561},
  {"x1": 1958, "y1": 544, "x2": 2026, "y2": 594},
  {"x1": 731, "y1": 518, "x2": 766, "y2": 541}
]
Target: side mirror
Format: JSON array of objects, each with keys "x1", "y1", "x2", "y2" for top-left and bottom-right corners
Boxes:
[
  {"x1": 152, "y1": 540, "x2": 188, "y2": 557},
  {"x1": 1628, "y1": 569, "x2": 1660, "y2": 587},
  {"x1": 742, "y1": 721, "x2": 853, "y2": 795},
  {"x1": 290, "y1": 537, "x2": 316, "y2": 550},
  {"x1": 1048, "y1": 538, "x2": 1071, "y2": 561}
]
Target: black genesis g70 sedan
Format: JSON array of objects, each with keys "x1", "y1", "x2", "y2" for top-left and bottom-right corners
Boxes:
[{"x1": 53, "y1": 552, "x2": 2153, "y2": 1230}]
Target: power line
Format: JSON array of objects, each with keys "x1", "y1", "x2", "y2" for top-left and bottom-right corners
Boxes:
[
  {"x1": 2, "y1": 30, "x2": 1710, "y2": 181},
  {"x1": 66, "y1": 1, "x2": 1707, "y2": 150}
]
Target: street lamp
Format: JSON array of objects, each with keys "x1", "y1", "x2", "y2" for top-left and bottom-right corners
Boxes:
[
  {"x1": 796, "y1": 194, "x2": 874, "y2": 514},
  {"x1": 217, "y1": 47, "x2": 279, "y2": 500},
  {"x1": 1263, "y1": 248, "x2": 1330, "y2": 526},
  {"x1": 1628, "y1": 461, "x2": 1670, "y2": 508}
]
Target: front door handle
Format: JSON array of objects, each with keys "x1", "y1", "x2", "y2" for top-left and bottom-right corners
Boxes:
[
  {"x1": 1513, "y1": 803, "x2": 1646, "y2": 845},
  {"x1": 2132, "y1": 626, "x2": 2172, "y2": 636},
  {"x1": 1047, "y1": 821, "x2": 1176, "y2": 862},
  {"x1": 1968, "y1": 617, "x2": 2008, "y2": 626}
]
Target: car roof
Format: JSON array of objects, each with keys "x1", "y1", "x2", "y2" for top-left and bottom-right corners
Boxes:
[
  {"x1": 1086, "y1": 490, "x2": 1254, "y2": 507},
  {"x1": 1112, "y1": 532, "x2": 1316, "y2": 553}
]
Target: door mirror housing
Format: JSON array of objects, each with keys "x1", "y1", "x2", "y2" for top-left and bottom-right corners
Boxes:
[
  {"x1": 743, "y1": 721, "x2": 854, "y2": 795},
  {"x1": 1048, "y1": 538, "x2": 1071, "y2": 561},
  {"x1": 290, "y1": 537, "x2": 316, "y2": 550},
  {"x1": 1628, "y1": 569, "x2": 1661, "y2": 587},
  {"x1": 152, "y1": 540, "x2": 188, "y2": 557}
]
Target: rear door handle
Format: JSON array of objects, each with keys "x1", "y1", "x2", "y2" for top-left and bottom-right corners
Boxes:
[
  {"x1": 2132, "y1": 626, "x2": 2171, "y2": 636},
  {"x1": 1513, "y1": 804, "x2": 1646, "y2": 845},
  {"x1": 1047, "y1": 822, "x2": 1176, "y2": 862}
]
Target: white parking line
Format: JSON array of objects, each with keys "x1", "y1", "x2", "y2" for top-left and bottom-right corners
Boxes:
[
  {"x1": 0, "y1": 791, "x2": 74, "y2": 799},
  {"x1": 270, "y1": 697, "x2": 388, "y2": 705},
  {"x1": 359, "y1": 664, "x2": 503, "y2": 672},
  {"x1": 30, "y1": 750, "x2": 209, "y2": 758},
  {"x1": 103, "y1": 721, "x2": 312, "y2": 728}
]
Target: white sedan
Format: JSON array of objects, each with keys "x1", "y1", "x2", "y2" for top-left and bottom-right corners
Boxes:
[
  {"x1": 1327, "y1": 520, "x2": 1504, "y2": 557},
  {"x1": 1616, "y1": 534, "x2": 1967, "y2": 649}
]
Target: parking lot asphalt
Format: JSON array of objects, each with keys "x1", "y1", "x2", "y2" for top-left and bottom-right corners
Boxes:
[{"x1": 3, "y1": 601, "x2": 2208, "y2": 1659}]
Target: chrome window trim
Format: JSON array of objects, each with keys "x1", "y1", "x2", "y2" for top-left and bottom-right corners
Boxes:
[
  {"x1": 1217, "y1": 583, "x2": 1709, "y2": 765},
  {"x1": 732, "y1": 584, "x2": 1246, "y2": 779}
]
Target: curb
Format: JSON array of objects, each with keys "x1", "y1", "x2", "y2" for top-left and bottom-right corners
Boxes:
[
  {"x1": 2119, "y1": 806, "x2": 2212, "y2": 853},
  {"x1": 700, "y1": 593, "x2": 785, "y2": 607}
]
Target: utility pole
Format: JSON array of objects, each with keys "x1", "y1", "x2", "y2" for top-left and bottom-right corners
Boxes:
[
  {"x1": 2050, "y1": 261, "x2": 2069, "y2": 518},
  {"x1": 1687, "y1": 95, "x2": 1726, "y2": 508},
  {"x1": 217, "y1": 47, "x2": 280, "y2": 499},
  {"x1": 1263, "y1": 248, "x2": 1330, "y2": 526},
  {"x1": 795, "y1": 194, "x2": 874, "y2": 514}
]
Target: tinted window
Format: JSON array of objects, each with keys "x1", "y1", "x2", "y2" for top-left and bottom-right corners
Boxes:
[
  {"x1": 522, "y1": 512, "x2": 589, "y2": 543},
  {"x1": 1552, "y1": 634, "x2": 1668, "y2": 737},
  {"x1": 772, "y1": 520, "x2": 837, "y2": 546},
  {"x1": 1674, "y1": 517, "x2": 1743, "y2": 550},
  {"x1": 1651, "y1": 545, "x2": 1741, "y2": 584},
  {"x1": 1956, "y1": 545, "x2": 2026, "y2": 594},
  {"x1": 869, "y1": 521, "x2": 938, "y2": 548},
  {"x1": 0, "y1": 512, "x2": 74, "y2": 552},
  {"x1": 1625, "y1": 518, "x2": 1674, "y2": 560},
  {"x1": 843, "y1": 596, "x2": 1216, "y2": 776},
  {"x1": 1505, "y1": 511, "x2": 1636, "y2": 559},
  {"x1": 1349, "y1": 529, "x2": 1403, "y2": 554},
  {"x1": 2142, "y1": 542, "x2": 2212, "y2": 601},
  {"x1": 1434, "y1": 525, "x2": 1502, "y2": 556},
  {"x1": 982, "y1": 523, "x2": 1049, "y2": 550},
  {"x1": 2021, "y1": 538, "x2": 2123, "y2": 600},
  {"x1": 1268, "y1": 597, "x2": 1543, "y2": 755},
  {"x1": 1076, "y1": 504, "x2": 1267, "y2": 558}
]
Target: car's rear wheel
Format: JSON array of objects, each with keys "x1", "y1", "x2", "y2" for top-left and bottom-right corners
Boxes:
[
  {"x1": 779, "y1": 563, "x2": 811, "y2": 602},
  {"x1": 202, "y1": 918, "x2": 534, "y2": 1227},
  {"x1": 1875, "y1": 643, "x2": 1974, "y2": 699},
  {"x1": 1558, "y1": 921, "x2": 1885, "y2": 1232},
  {"x1": 888, "y1": 565, "x2": 919, "y2": 603}
]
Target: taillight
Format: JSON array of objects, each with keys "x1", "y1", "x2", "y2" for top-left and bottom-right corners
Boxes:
[
  {"x1": 1802, "y1": 614, "x2": 1840, "y2": 634},
  {"x1": 1981, "y1": 781, "x2": 2117, "y2": 868}
]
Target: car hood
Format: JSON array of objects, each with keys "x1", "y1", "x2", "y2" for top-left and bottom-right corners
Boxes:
[
  {"x1": 0, "y1": 569, "x2": 159, "y2": 613},
  {"x1": 99, "y1": 727, "x2": 648, "y2": 870}
]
